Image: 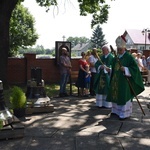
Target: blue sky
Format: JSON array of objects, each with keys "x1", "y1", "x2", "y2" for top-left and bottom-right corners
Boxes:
[{"x1": 23, "y1": 0, "x2": 150, "y2": 49}]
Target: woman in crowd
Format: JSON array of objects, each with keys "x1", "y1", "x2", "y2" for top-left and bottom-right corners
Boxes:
[{"x1": 76, "y1": 52, "x2": 89, "y2": 97}]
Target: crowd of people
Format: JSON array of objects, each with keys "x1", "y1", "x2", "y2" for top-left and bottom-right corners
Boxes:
[
  {"x1": 58, "y1": 35, "x2": 147, "y2": 120},
  {"x1": 131, "y1": 51, "x2": 150, "y2": 84}
]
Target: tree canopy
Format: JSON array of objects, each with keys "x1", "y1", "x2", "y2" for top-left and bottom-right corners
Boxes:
[
  {"x1": 91, "y1": 25, "x2": 107, "y2": 48},
  {"x1": 9, "y1": 4, "x2": 38, "y2": 56},
  {"x1": 36, "y1": 0, "x2": 110, "y2": 27},
  {"x1": 67, "y1": 36, "x2": 90, "y2": 48},
  {"x1": 0, "y1": 0, "x2": 111, "y2": 86}
]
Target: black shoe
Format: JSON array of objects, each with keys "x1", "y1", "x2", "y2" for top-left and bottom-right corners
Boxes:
[
  {"x1": 119, "y1": 117, "x2": 127, "y2": 121},
  {"x1": 63, "y1": 93, "x2": 69, "y2": 97},
  {"x1": 110, "y1": 113, "x2": 118, "y2": 117},
  {"x1": 90, "y1": 94, "x2": 96, "y2": 96},
  {"x1": 83, "y1": 94, "x2": 90, "y2": 98},
  {"x1": 59, "y1": 93, "x2": 65, "y2": 97},
  {"x1": 111, "y1": 113, "x2": 117, "y2": 115}
]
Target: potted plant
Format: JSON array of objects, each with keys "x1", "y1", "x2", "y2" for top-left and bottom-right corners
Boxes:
[{"x1": 9, "y1": 86, "x2": 26, "y2": 118}]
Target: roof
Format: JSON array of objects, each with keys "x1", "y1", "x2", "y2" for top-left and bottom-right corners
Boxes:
[
  {"x1": 123, "y1": 29, "x2": 150, "y2": 45},
  {"x1": 72, "y1": 43, "x2": 90, "y2": 51}
]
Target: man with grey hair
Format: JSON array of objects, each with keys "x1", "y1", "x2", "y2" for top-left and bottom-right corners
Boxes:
[
  {"x1": 94, "y1": 45, "x2": 113, "y2": 108},
  {"x1": 107, "y1": 36, "x2": 144, "y2": 120}
]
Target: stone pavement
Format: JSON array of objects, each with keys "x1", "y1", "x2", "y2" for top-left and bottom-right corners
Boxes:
[{"x1": 0, "y1": 85, "x2": 150, "y2": 150}]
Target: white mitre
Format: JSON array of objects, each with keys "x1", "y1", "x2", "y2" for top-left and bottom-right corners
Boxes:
[{"x1": 116, "y1": 36, "x2": 126, "y2": 48}]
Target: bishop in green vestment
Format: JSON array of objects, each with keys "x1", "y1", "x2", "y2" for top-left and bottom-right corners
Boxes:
[
  {"x1": 106, "y1": 36, "x2": 145, "y2": 119},
  {"x1": 94, "y1": 45, "x2": 114, "y2": 108}
]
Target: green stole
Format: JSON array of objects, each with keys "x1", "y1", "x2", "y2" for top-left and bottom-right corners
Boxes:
[
  {"x1": 107, "y1": 52, "x2": 145, "y2": 105},
  {"x1": 94, "y1": 53, "x2": 114, "y2": 94}
]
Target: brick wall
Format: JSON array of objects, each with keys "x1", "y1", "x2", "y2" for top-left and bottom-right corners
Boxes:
[
  {"x1": 7, "y1": 50, "x2": 150, "y2": 85},
  {"x1": 7, "y1": 53, "x2": 80, "y2": 84}
]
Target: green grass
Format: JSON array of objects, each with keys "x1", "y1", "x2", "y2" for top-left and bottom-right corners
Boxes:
[
  {"x1": 3, "y1": 83, "x2": 78, "y2": 107},
  {"x1": 44, "y1": 84, "x2": 60, "y2": 97},
  {"x1": 44, "y1": 83, "x2": 77, "y2": 97}
]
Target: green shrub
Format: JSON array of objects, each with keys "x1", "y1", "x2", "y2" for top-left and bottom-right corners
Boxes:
[{"x1": 9, "y1": 86, "x2": 26, "y2": 109}]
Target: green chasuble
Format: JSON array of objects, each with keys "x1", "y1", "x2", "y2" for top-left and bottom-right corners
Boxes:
[
  {"x1": 94, "y1": 53, "x2": 114, "y2": 95},
  {"x1": 106, "y1": 51, "x2": 145, "y2": 105}
]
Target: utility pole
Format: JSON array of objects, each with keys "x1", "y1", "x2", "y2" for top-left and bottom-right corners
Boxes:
[{"x1": 142, "y1": 28, "x2": 150, "y2": 50}]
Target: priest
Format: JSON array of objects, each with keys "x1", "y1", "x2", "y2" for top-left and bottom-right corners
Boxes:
[
  {"x1": 94, "y1": 45, "x2": 114, "y2": 108},
  {"x1": 107, "y1": 35, "x2": 145, "y2": 120}
]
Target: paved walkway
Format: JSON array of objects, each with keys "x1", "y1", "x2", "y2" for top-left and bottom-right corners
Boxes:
[{"x1": 0, "y1": 85, "x2": 150, "y2": 150}]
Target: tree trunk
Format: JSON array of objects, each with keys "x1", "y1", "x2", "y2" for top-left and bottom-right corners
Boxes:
[{"x1": 0, "y1": 0, "x2": 18, "y2": 88}]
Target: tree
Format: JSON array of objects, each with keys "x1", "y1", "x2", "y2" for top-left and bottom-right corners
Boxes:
[
  {"x1": 0, "y1": 0, "x2": 110, "y2": 87},
  {"x1": 9, "y1": 4, "x2": 38, "y2": 56},
  {"x1": 91, "y1": 25, "x2": 107, "y2": 48},
  {"x1": 67, "y1": 36, "x2": 90, "y2": 48},
  {"x1": 18, "y1": 45, "x2": 46, "y2": 55}
]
